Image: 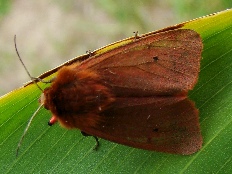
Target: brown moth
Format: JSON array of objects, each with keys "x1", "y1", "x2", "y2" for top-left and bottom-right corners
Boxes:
[{"x1": 16, "y1": 28, "x2": 203, "y2": 156}]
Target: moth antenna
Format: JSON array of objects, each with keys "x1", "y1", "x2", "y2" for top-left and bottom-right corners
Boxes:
[
  {"x1": 16, "y1": 104, "x2": 44, "y2": 157},
  {"x1": 14, "y1": 35, "x2": 43, "y2": 91}
]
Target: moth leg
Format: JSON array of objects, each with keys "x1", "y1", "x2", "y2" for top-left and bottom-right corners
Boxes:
[
  {"x1": 81, "y1": 131, "x2": 100, "y2": 150},
  {"x1": 32, "y1": 77, "x2": 55, "y2": 84},
  {"x1": 86, "y1": 50, "x2": 93, "y2": 57},
  {"x1": 133, "y1": 31, "x2": 139, "y2": 41}
]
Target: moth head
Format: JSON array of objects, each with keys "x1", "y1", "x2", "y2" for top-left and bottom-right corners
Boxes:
[{"x1": 39, "y1": 87, "x2": 59, "y2": 126}]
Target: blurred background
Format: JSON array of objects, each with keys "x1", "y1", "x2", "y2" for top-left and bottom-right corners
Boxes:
[{"x1": 0, "y1": 0, "x2": 231, "y2": 95}]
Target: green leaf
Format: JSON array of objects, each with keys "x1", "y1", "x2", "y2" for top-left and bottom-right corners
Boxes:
[{"x1": 1, "y1": 9, "x2": 232, "y2": 174}]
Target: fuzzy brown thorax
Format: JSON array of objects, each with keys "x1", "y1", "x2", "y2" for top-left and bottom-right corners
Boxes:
[{"x1": 42, "y1": 65, "x2": 115, "y2": 128}]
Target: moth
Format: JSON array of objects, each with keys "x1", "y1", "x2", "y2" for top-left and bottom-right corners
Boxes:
[{"x1": 16, "y1": 27, "x2": 203, "y2": 155}]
